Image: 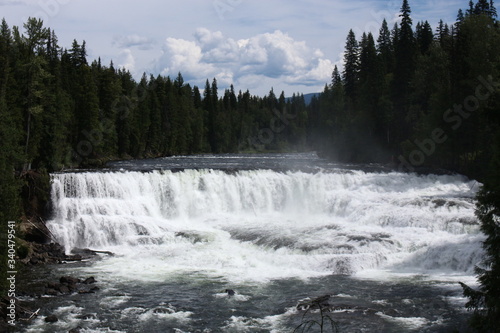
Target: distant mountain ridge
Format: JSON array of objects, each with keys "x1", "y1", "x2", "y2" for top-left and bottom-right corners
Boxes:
[{"x1": 286, "y1": 92, "x2": 319, "y2": 105}]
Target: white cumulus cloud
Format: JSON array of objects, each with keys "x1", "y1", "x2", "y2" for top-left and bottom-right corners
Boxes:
[
  {"x1": 117, "y1": 49, "x2": 135, "y2": 72},
  {"x1": 155, "y1": 28, "x2": 334, "y2": 93}
]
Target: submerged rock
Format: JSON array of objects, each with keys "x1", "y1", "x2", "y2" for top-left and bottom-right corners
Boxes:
[
  {"x1": 44, "y1": 314, "x2": 58, "y2": 323},
  {"x1": 60, "y1": 276, "x2": 80, "y2": 284},
  {"x1": 78, "y1": 290, "x2": 95, "y2": 294},
  {"x1": 296, "y1": 294, "x2": 331, "y2": 311},
  {"x1": 83, "y1": 277, "x2": 96, "y2": 284},
  {"x1": 77, "y1": 313, "x2": 97, "y2": 320}
]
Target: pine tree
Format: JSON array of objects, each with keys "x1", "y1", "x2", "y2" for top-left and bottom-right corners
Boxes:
[
  {"x1": 475, "y1": 0, "x2": 491, "y2": 15},
  {"x1": 204, "y1": 79, "x2": 217, "y2": 152},
  {"x1": 331, "y1": 65, "x2": 341, "y2": 87},
  {"x1": 377, "y1": 19, "x2": 394, "y2": 73},
  {"x1": 97, "y1": 63, "x2": 121, "y2": 156},
  {"x1": 0, "y1": 19, "x2": 22, "y2": 296},
  {"x1": 342, "y1": 29, "x2": 359, "y2": 102},
  {"x1": 190, "y1": 85, "x2": 205, "y2": 152},
  {"x1": 416, "y1": 21, "x2": 433, "y2": 54},
  {"x1": 468, "y1": 0, "x2": 475, "y2": 16},
  {"x1": 461, "y1": 133, "x2": 500, "y2": 331},
  {"x1": 490, "y1": 0, "x2": 498, "y2": 17},
  {"x1": 146, "y1": 75, "x2": 162, "y2": 154},
  {"x1": 18, "y1": 18, "x2": 51, "y2": 170},
  {"x1": 392, "y1": 0, "x2": 416, "y2": 149},
  {"x1": 456, "y1": 9, "x2": 466, "y2": 30}
]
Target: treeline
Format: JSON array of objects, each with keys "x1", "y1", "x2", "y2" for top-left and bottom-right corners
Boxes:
[
  {"x1": 309, "y1": 1, "x2": 500, "y2": 330},
  {"x1": 0, "y1": 17, "x2": 309, "y2": 293},
  {"x1": 309, "y1": 0, "x2": 500, "y2": 180},
  {"x1": 0, "y1": 17, "x2": 310, "y2": 215},
  {"x1": 0, "y1": 17, "x2": 308, "y2": 174}
]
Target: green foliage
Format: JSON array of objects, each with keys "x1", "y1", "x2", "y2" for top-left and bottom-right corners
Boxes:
[
  {"x1": 0, "y1": 17, "x2": 310, "y2": 173},
  {"x1": 1, "y1": 1, "x2": 500, "y2": 327},
  {"x1": 310, "y1": 0, "x2": 500, "y2": 173},
  {"x1": 0, "y1": 16, "x2": 313, "y2": 296},
  {"x1": 310, "y1": 5, "x2": 500, "y2": 329},
  {"x1": 460, "y1": 133, "x2": 500, "y2": 332}
]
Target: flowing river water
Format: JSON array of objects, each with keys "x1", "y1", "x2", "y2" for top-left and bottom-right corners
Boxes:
[{"x1": 20, "y1": 153, "x2": 483, "y2": 332}]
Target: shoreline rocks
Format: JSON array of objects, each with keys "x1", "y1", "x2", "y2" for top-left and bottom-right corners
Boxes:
[
  {"x1": 44, "y1": 276, "x2": 98, "y2": 296},
  {"x1": 18, "y1": 241, "x2": 72, "y2": 265}
]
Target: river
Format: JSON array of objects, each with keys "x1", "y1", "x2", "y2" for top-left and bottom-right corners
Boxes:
[{"x1": 20, "y1": 153, "x2": 483, "y2": 332}]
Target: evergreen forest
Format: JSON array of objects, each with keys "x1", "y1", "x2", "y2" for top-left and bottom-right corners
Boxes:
[{"x1": 1, "y1": 0, "x2": 500, "y2": 330}]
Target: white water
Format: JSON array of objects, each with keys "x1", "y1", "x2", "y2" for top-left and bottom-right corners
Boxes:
[{"x1": 47, "y1": 168, "x2": 484, "y2": 283}]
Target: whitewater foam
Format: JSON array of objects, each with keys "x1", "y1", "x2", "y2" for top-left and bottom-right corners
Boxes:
[{"x1": 47, "y1": 169, "x2": 483, "y2": 282}]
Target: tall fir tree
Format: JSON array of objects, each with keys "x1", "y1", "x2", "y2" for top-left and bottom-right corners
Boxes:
[
  {"x1": 342, "y1": 29, "x2": 359, "y2": 107},
  {"x1": 393, "y1": 0, "x2": 416, "y2": 150}
]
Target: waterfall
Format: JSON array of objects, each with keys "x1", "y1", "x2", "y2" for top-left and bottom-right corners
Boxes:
[{"x1": 47, "y1": 169, "x2": 484, "y2": 280}]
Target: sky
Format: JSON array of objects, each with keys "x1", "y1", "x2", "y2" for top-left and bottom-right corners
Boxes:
[{"x1": 1, "y1": 0, "x2": 464, "y2": 96}]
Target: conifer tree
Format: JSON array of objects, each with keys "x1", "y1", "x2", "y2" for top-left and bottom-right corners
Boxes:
[
  {"x1": 475, "y1": 0, "x2": 491, "y2": 15},
  {"x1": 342, "y1": 29, "x2": 359, "y2": 104},
  {"x1": 490, "y1": 0, "x2": 498, "y2": 17},
  {"x1": 461, "y1": 133, "x2": 500, "y2": 331},
  {"x1": 377, "y1": 19, "x2": 394, "y2": 73},
  {"x1": 393, "y1": 0, "x2": 416, "y2": 148},
  {"x1": 468, "y1": 0, "x2": 475, "y2": 16},
  {"x1": 416, "y1": 21, "x2": 433, "y2": 54}
]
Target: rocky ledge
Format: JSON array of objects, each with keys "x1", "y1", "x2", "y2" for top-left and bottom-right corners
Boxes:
[{"x1": 0, "y1": 275, "x2": 99, "y2": 331}]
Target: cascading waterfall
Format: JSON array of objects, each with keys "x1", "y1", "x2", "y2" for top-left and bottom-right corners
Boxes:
[{"x1": 47, "y1": 168, "x2": 484, "y2": 281}]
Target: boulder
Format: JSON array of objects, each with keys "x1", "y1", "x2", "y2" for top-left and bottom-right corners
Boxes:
[
  {"x1": 45, "y1": 314, "x2": 58, "y2": 323},
  {"x1": 58, "y1": 285, "x2": 70, "y2": 294},
  {"x1": 83, "y1": 277, "x2": 96, "y2": 284},
  {"x1": 45, "y1": 288, "x2": 58, "y2": 296},
  {"x1": 296, "y1": 295, "x2": 331, "y2": 311},
  {"x1": 60, "y1": 276, "x2": 80, "y2": 284},
  {"x1": 77, "y1": 313, "x2": 96, "y2": 320},
  {"x1": 47, "y1": 282, "x2": 60, "y2": 289},
  {"x1": 44, "y1": 276, "x2": 98, "y2": 296},
  {"x1": 67, "y1": 284, "x2": 78, "y2": 292}
]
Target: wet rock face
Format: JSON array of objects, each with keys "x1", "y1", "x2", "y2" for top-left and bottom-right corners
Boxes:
[
  {"x1": 20, "y1": 243, "x2": 108, "y2": 266},
  {"x1": 20, "y1": 242, "x2": 72, "y2": 265}
]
